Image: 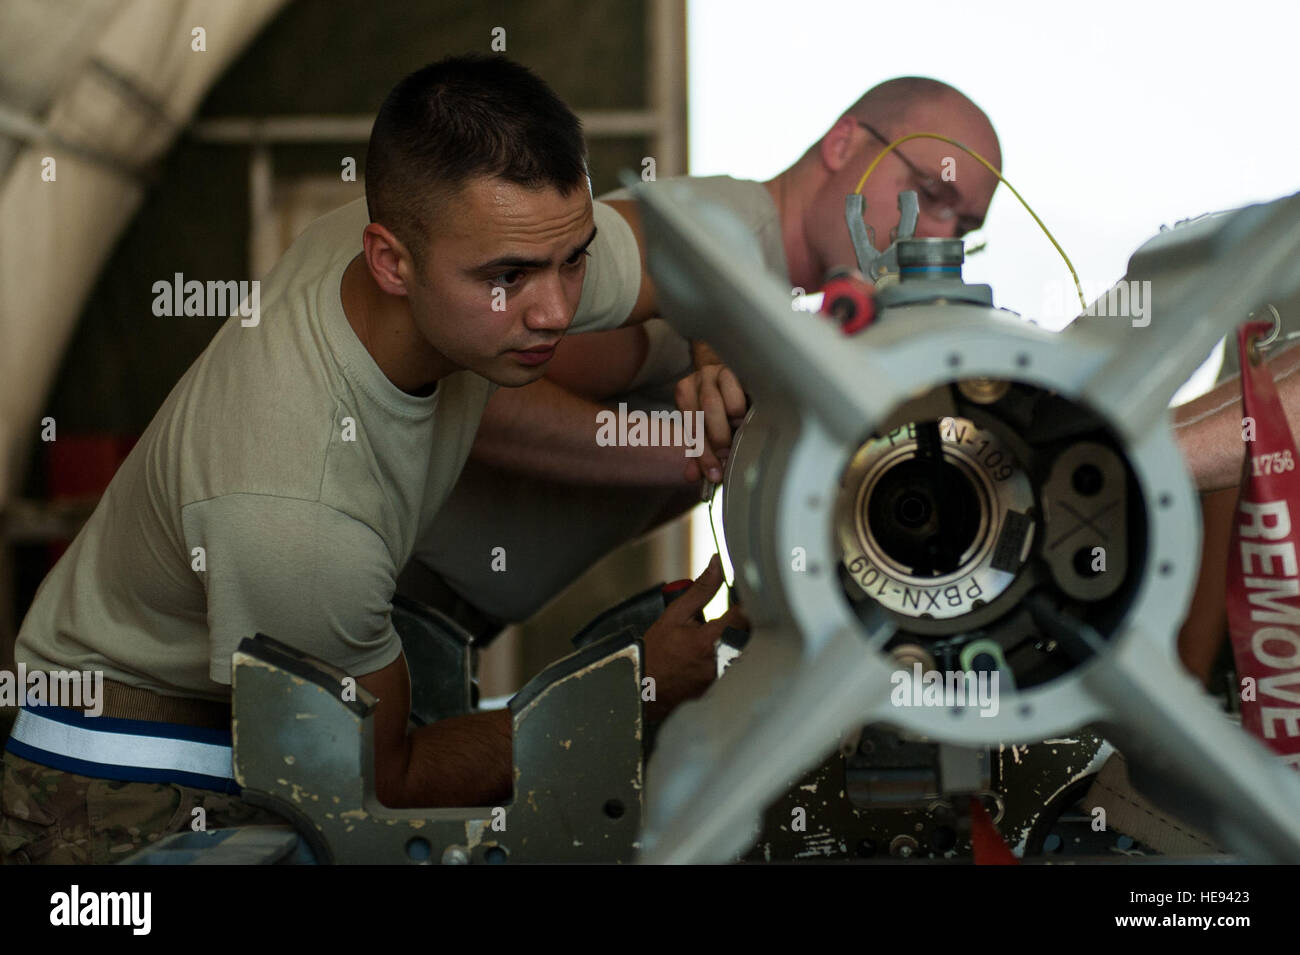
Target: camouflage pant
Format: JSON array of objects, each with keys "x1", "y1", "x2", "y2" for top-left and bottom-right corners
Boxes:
[{"x1": 0, "y1": 750, "x2": 286, "y2": 865}]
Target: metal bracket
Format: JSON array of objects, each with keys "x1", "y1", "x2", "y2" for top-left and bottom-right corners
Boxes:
[
  {"x1": 845, "y1": 189, "x2": 920, "y2": 282},
  {"x1": 232, "y1": 631, "x2": 644, "y2": 864}
]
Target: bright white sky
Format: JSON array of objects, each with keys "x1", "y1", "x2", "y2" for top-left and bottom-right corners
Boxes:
[
  {"x1": 684, "y1": 0, "x2": 1300, "y2": 590},
  {"x1": 687, "y1": 0, "x2": 1299, "y2": 330}
]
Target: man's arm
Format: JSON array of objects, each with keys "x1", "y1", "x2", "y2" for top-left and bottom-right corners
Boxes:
[
  {"x1": 1177, "y1": 486, "x2": 1238, "y2": 683},
  {"x1": 472, "y1": 377, "x2": 688, "y2": 486},
  {"x1": 359, "y1": 655, "x2": 513, "y2": 807},
  {"x1": 602, "y1": 199, "x2": 657, "y2": 327},
  {"x1": 187, "y1": 495, "x2": 516, "y2": 808},
  {"x1": 596, "y1": 198, "x2": 748, "y2": 480},
  {"x1": 1174, "y1": 345, "x2": 1300, "y2": 491},
  {"x1": 362, "y1": 556, "x2": 743, "y2": 809},
  {"x1": 188, "y1": 491, "x2": 740, "y2": 809},
  {"x1": 544, "y1": 325, "x2": 649, "y2": 400},
  {"x1": 598, "y1": 200, "x2": 732, "y2": 378}
]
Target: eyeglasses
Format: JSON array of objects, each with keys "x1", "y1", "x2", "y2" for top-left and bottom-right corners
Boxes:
[{"x1": 856, "y1": 120, "x2": 981, "y2": 234}]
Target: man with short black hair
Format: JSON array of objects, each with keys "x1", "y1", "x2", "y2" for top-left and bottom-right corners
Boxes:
[{"x1": 1, "y1": 55, "x2": 736, "y2": 864}]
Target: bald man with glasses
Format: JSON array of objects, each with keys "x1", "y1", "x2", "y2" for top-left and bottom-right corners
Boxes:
[
  {"x1": 400, "y1": 77, "x2": 1002, "y2": 639},
  {"x1": 665, "y1": 80, "x2": 1002, "y2": 481}
]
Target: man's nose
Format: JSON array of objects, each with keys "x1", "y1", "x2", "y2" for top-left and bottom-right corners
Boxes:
[{"x1": 523, "y1": 277, "x2": 573, "y2": 333}]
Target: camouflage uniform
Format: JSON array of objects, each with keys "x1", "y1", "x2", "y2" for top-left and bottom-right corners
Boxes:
[{"x1": 0, "y1": 750, "x2": 286, "y2": 865}]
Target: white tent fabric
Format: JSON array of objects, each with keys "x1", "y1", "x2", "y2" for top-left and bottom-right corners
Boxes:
[{"x1": 0, "y1": 0, "x2": 288, "y2": 508}]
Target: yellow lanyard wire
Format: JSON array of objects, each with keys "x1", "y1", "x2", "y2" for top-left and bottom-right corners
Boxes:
[{"x1": 854, "y1": 132, "x2": 1087, "y2": 313}]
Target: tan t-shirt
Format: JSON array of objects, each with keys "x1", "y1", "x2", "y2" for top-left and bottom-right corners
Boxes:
[
  {"x1": 17, "y1": 197, "x2": 640, "y2": 700},
  {"x1": 604, "y1": 175, "x2": 786, "y2": 275},
  {"x1": 603, "y1": 175, "x2": 788, "y2": 390}
]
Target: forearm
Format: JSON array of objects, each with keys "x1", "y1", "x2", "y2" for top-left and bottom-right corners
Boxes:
[
  {"x1": 1174, "y1": 384, "x2": 1250, "y2": 492},
  {"x1": 1174, "y1": 346, "x2": 1300, "y2": 491},
  {"x1": 1177, "y1": 486, "x2": 1238, "y2": 683},
  {"x1": 474, "y1": 377, "x2": 690, "y2": 486},
  {"x1": 545, "y1": 326, "x2": 649, "y2": 400},
  {"x1": 392, "y1": 708, "x2": 513, "y2": 808}
]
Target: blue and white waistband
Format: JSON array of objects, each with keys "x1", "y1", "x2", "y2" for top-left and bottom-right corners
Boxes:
[{"x1": 5, "y1": 705, "x2": 237, "y2": 794}]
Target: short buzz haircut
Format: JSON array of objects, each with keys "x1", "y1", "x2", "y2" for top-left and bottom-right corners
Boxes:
[
  {"x1": 365, "y1": 54, "x2": 589, "y2": 261},
  {"x1": 843, "y1": 77, "x2": 967, "y2": 131}
]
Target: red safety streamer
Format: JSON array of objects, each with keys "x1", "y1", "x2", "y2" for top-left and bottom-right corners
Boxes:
[
  {"x1": 969, "y1": 796, "x2": 1019, "y2": 865},
  {"x1": 1225, "y1": 320, "x2": 1300, "y2": 768}
]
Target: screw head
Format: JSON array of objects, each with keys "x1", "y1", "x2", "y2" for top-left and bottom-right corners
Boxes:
[
  {"x1": 889, "y1": 834, "x2": 919, "y2": 858},
  {"x1": 441, "y1": 845, "x2": 470, "y2": 865}
]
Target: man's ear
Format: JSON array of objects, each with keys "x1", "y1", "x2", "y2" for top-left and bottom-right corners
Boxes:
[
  {"x1": 363, "y1": 222, "x2": 415, "y2": 297},
  {"x1": 817, "y1": 115, "x2": 863, "y2": 175}
]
